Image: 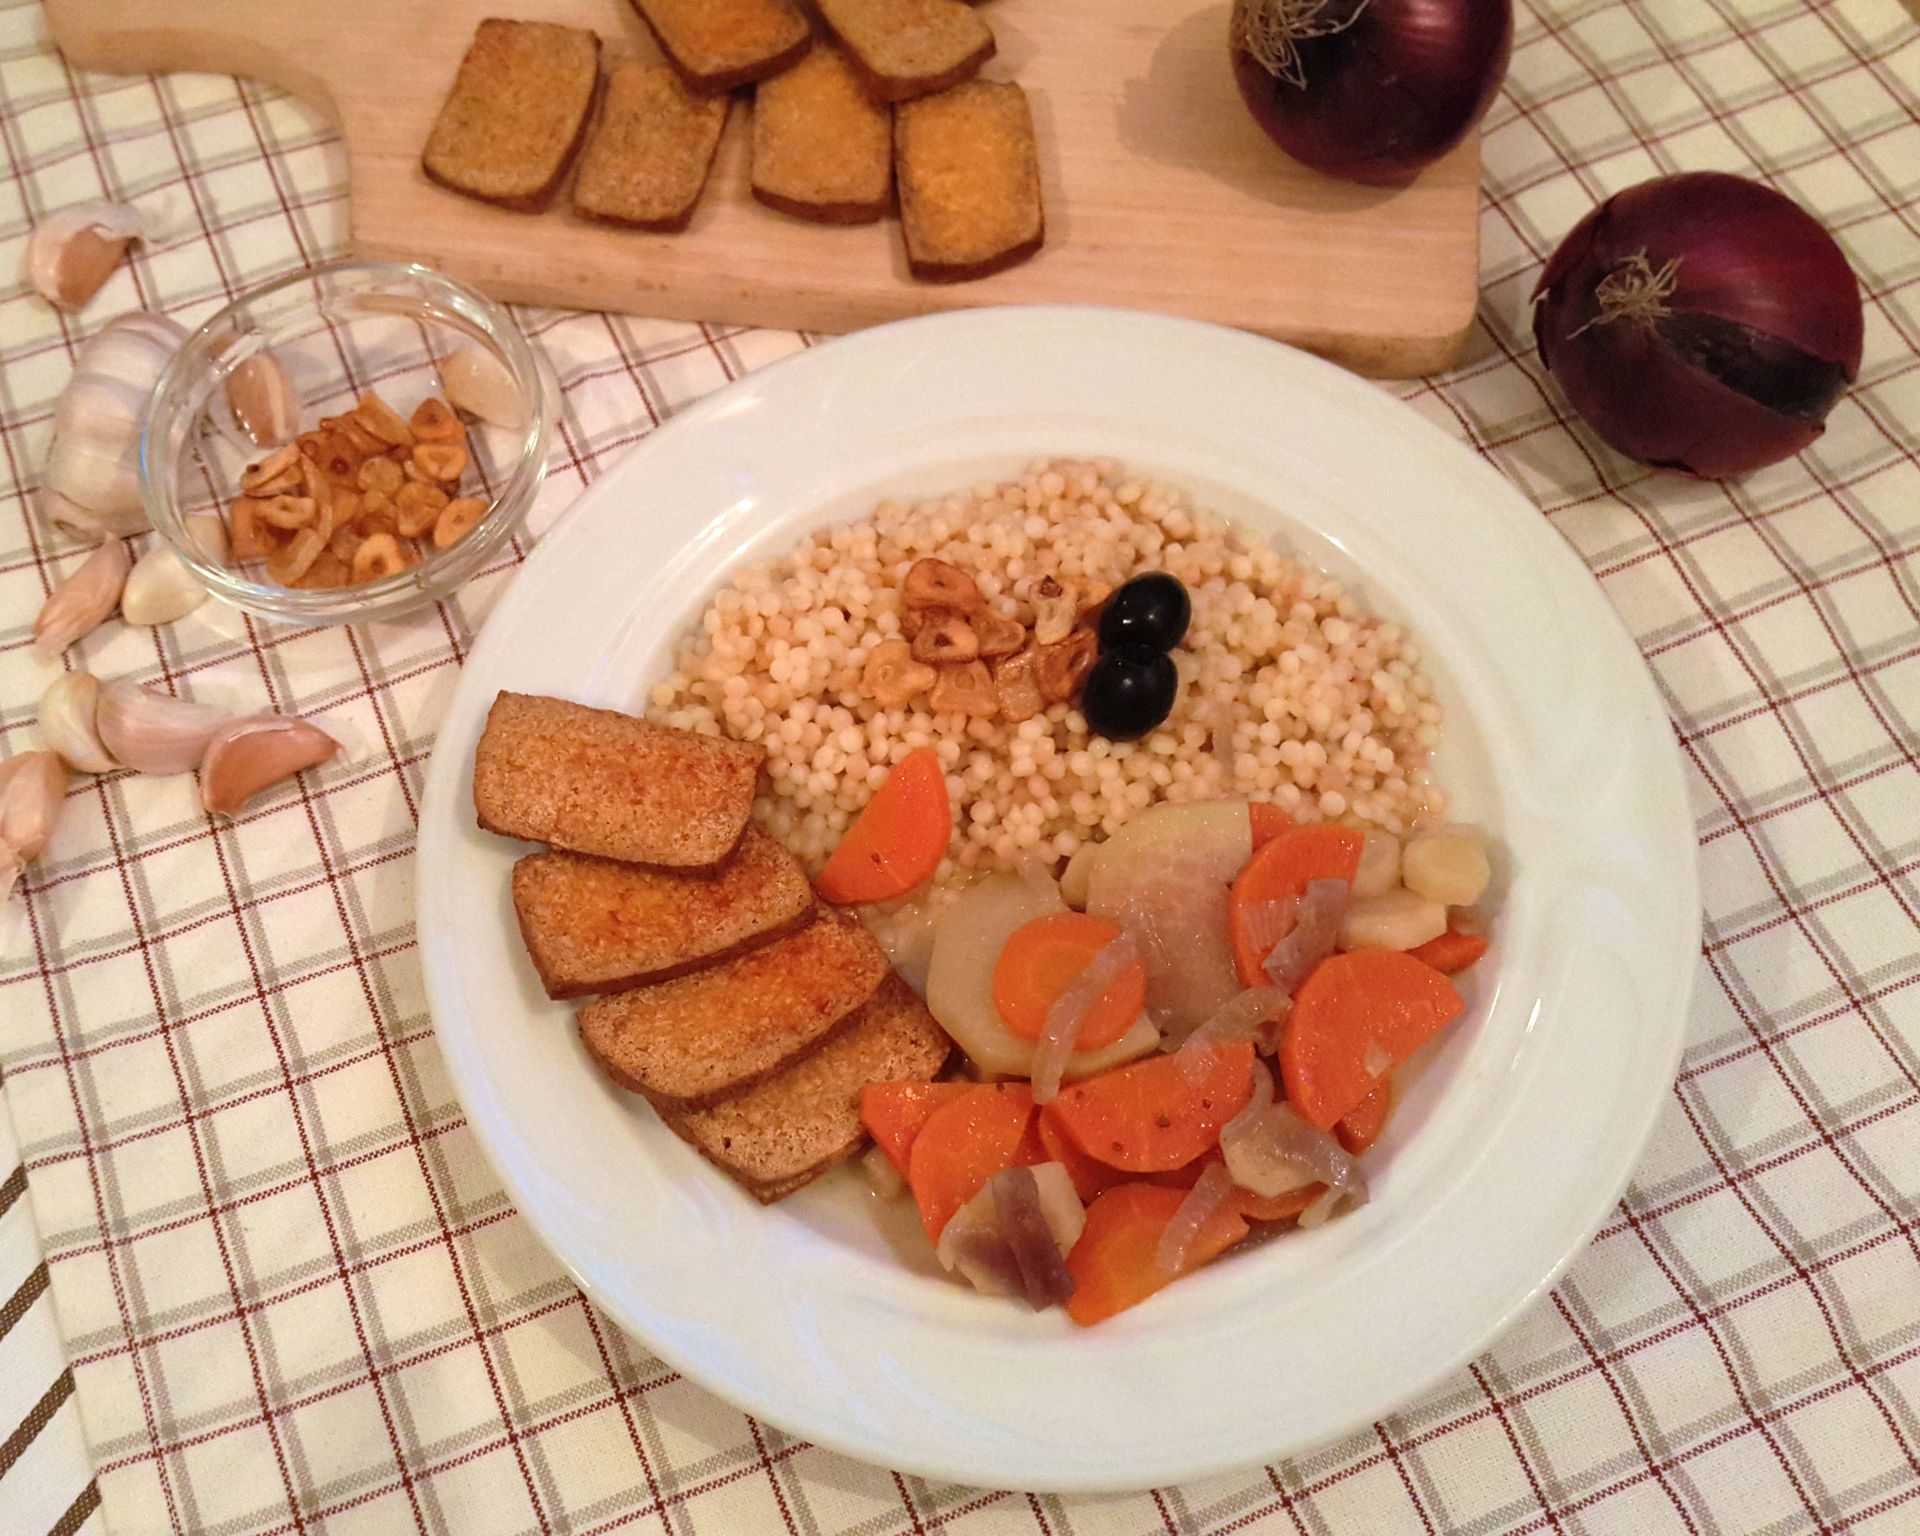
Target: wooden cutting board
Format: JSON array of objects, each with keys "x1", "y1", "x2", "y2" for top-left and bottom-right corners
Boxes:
[{"x1": 44, "y1": 0, "x2": 1481, "y2": 376}]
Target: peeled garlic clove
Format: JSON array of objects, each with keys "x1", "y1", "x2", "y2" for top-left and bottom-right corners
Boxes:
[
  {"x1": 121, "y1": 544, "x2": 207, "y2": 626},
  {"x1": 199, "y1": 716, "x2": 339, "y2": 815},
  {"x1": 185, "y1": 514, "x2": 231, "y2": 566},
  {"x1": 96, "y1": 680, "x2": 235, "y2": 775},
  {"x1": 26, "y1": 201, "x2": 144, "y2": 310},
  {"x1": 441, "y1": 344, "x2": 525, "y2": 429},
  {"x1": 0, "y1": 751, "x2": 69, "y2": 861},
  {"x1": 38, "y1": 673, "x2": 117, "y2": 774},
  {"x1": 226, "y1": 353, "x2": 299, "y2": 447},
  {"x1": 33, "y1": 541, "x2": 130, "y2": 662}
]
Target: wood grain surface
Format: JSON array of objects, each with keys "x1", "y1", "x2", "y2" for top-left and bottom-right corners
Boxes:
[{"x1": 43, "y1": 0, "x2": 1483, "y2": 376}]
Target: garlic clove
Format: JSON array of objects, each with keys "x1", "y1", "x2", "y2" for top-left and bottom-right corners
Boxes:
[
  {"x1": 199, "y1": 716, "x2": 340, "y2": 816},
  {"x1": 97, "y1": 680, "x2": 236, "y2": 775},
  {"x1": 38, "y1": 673, "x2": 118, "y2": 774},
  {"x1": 37, "y1": 484, "x2": 148, "y2": 540},
  {"x1": 33, "y1": 540, "x2": 130, "y2": 662},
  {"x1": 25, "y1": 201, "x2": 144, "y2": 310},
  {"x1": 0, "y1": 751, "x2": 69, "y2": 861},
  {"x1": 185, "y1": 514, "x2": 231, "y2": 567},
  {"x1": 226, "y1": 353, "x2": 300, "y2": 447},
  {"x1": 42, "y1": 430, "x2": 143, "y2": 523},
  {"x1": 441, "y1": 344, "x2": 525, "y2": 429},
  {"x1": 121, "y1": 544, "x2": 208, "y2": 626}
]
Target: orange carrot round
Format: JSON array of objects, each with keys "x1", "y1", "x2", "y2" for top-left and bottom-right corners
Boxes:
[
  {"x1": 992, "y1": 913, "x2": 1147, "y2": 1050},
  {"x1": 1228, "y1": 824, "x2": 1365, "y2": 985},
  {"x1": 907, "y1": 1083, "x2": 1035, "y2": 1241},
  {"x1": 1335, "y1": 1082, "x2": 1392, "y2": 1154},
  {"x1": 859, "y1": 1081, "x2": 972, "y2": 1175},
  {"x1": 1249, "y1": 802, "x2": 1294, "y2": 849},
  {"x1": 1048, "y1": 1041, "x2": 1256, "y2": 1173},
  {"x1": 1038, "y1": 1106, "x2": 1127, "y2": 1203},
  {"x1": 1280, "y1": 950, "x2": 1464, "y2": 1131},
  {"x1": 1407, "y1": 925, "x2": 1490, "y2": 976},
  {"x1": 816, "y1": 747, "x2": 951, "y2": 905},
  {"x1": 1065, "y1": 1181, "x2": 1250, "y2": 1325}
]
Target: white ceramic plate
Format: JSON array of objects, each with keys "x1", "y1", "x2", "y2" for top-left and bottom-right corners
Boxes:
[{"x1": 416, "y1": 308, "x2": 1698, "y2": 1493}]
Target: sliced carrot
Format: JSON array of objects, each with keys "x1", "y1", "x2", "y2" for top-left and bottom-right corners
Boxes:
[
  {"x1": 1038, "y1": 1105, "x2": 1127, "y2": 1202},
  {"x1": 1281, "y1": 950, "x2": 1464, "y2": 1131},
  {"x1": 859, "y1": 1081, "x2": 972, "y2": 1175},
  {"x1": 1407, "y1": 925, "x2": 1490, "y2": 976},
  {"x1": 816, "y1": 747, "x2": 951, "y2": 905},
  {"x1": 1148, "y1": 1152, "x2": 1324, "y2": 1222},
  {"x1": 992, "y1": 913, "x2": 1146, "y2": 1050},
  {"x1": 1065, "y1": 1182, "x2": 1250, "y2": 1325},
  {"x1": 1249, "y1": 802, "x2": 1294, "y2": 849},
  {"x1": 1048, "y1": 1041, "x2": 1255, "y2": 1173},
  {"x1": 1012, "y1": 1111, "x2": 1049, "y2": 1168},
  {"x1": 1228, "y1": 823, "x2": 1365, "y2": 986},
  {"x1": 1335, "y1": 1082, "x2": 1391, "y2": 1155},
  {"x1": 906, "y1": 1083, "x2": 1035, "y2": 1241}
]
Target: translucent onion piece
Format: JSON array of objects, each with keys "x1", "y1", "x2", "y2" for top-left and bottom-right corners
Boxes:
[
  {"x1": 991, "y1": 1166, "x2": 1077, "y2": 1310},
  {"x1": 1030, "y1": 931, "x2": 1140, "y2": 1104},
  {"x1": 1179, "y1": 986, "x2": 1292, "y2": 1082},
  {"x1": 1261, "y1": 877, "x2": 1350, "y2": 994},
  {"x1": 1156, "y1": 1159, "x2": 1237, "y2": 1276},
  {"x1": 1221, "y1": 1068, "x2": 1365, "y2": 1210}
]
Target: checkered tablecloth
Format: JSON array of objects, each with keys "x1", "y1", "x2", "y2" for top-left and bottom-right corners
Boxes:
[{"x1": 3, "y1": 0, "x2": 1918, "y2": 1530}]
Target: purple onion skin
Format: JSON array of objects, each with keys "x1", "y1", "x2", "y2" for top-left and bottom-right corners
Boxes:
[
  {"x1": 1533, "y1": 172, "x2": 1864, "y2": 478},
  {"x1": 1230, "y1": 0, "x2": 1513, "y2": 186}
]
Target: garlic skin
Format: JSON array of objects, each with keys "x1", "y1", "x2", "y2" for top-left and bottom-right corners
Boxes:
[
  {"x1": 37, "y1": 485, "x2": 144, "y2": 541},
  {"x1": 25, "y1": 202, "x2": 144, "y2": 310},
  {"x1": 226, "y1": 353, "x2": 300, "y2": 447},
  {"x1": 121, "y1": 544, "x2": 207, "y2": 626},
  {"x1": 199, "y1": 716, "x2": 339, "y2": 815},
  {"x1": 96, "y1": 680, "x2": 235, "y2": 775},
  {"x1": 38, "y1": 673, "x2": 118, "y2": 774},
  {"x1": 441, "y1": 344, "x2": 525, "y2": 429},
  {"x1": 33, "y1": 540, "x2": 130, "y2": 661},
  {"x1": 39, "y1": 312, "x2": 187, "y2": 532},
  {"x1": 0, "y1": 751, "x2": 69, "y2": 862}
]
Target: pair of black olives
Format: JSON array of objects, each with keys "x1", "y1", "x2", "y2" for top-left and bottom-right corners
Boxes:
[{"x1": 1082, "y1": 572, "x2": 1190, "y2": 741}]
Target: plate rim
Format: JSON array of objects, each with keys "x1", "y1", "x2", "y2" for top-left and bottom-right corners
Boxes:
[{"x1": 415, "y1": 304, "x2": 1700, "y2": 1491}]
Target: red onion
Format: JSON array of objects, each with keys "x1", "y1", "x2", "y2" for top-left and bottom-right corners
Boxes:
[
  {"x1": 1533, "y1": 172, "x2": 1864, "y2": 478},
  {"x1": 993, "y1": 1166, "x2": 1079, "y2": 1310},
  {"x1": 1229, "y1": 0, "x2": 1513, "y2": 185},
  {"x1": 1156, "y1": 1159, "x2": 1238, "y2": 1275}
]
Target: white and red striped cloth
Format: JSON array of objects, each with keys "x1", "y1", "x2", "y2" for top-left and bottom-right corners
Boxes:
[{"x1": 4, "y1": 0, "x2": 1919, "y2": 1532}]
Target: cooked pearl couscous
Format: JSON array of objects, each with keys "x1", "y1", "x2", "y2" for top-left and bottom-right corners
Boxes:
[{"x1": 650, "y1": 459, "x2": 1444, "y2": 895}]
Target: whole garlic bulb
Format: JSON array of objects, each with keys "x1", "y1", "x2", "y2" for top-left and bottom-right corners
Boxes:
[
  {"x1": 25, "y1": 202, "x2": 143, "y2": 310},
  {"x1": 38, "y1": 312, "x2": 188, "y2": 538}
]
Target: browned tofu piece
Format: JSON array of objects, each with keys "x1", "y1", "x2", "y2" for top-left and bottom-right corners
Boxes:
[
  {"x1": 472, "y1": 691, "x2": 762, "y2": 867},
  {"x1": 813, "y1": 0, "x2": 994, "y2": 104},
  {"x1": 627, "y1": 0, "x2": 811, "y2": 92},
  {"x1": 577, "y1": 911, "x2": 888, "y2": 1108},
  {"x1": 895, "y1": 80, "x2": 1044, "y2": 281},
  {"x1": 511, "y1": 829, "x2": 814, "y2": 998},
  {"x1": 662, "y1": 975, "x2": 951, "y2": 1201},
  {"x1": 751, "y1": 42, "x2": 893, "y2": 223},
  {"x1": 574, "y1": 63, "x2": 730, "y2": 231},
  {"x1": 422, "y1": 20, "x2": 601, "y2": 212}
]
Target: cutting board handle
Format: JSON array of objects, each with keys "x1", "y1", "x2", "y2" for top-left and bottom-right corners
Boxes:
[{"x1": 43, "y1": 0, "x2": 341, "y2": 123}]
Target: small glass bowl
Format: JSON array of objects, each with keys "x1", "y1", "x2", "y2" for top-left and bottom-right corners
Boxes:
[{"x1": 140, "y1": 259, "x2": 552, "y2": 626}]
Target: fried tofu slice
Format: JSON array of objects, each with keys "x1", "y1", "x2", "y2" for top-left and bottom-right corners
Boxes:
[
  {"x1": 472, "y1": 692, "x2": 762, "y2": 867},
  {"x1": 578, "y1": 911, "x2": 890, "y2": 1107},
  {"x1": 422, "y1": 20, "x2": 601, "y2": 212},
  {"x1": 627, "y1": 0, "x2": 811, "y2": 92},
  {"x1": 574, "y1": 62, "x2": 730, "y2": 231},
  {"x1": 662, "y1": 975, "x2": 951, "y2": 1201},
  {"x1": 751, "y1": 42, "x2": 893, "y2": 223},
  {"x1": 813, "y1": 0, "x2": 994, "y2": 104},
  {"x1": 895, "y1": 80, "x2": 1045, "y2": 281},
  {"x1": 511, "y1": 828, "x2": 814, "y2": 999}
]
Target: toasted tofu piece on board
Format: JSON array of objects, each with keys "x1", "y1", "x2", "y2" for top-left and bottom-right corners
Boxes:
[
  {"x1": 813, "y1": 0, "x2": 994, "y2": 104},
  {"x1": 422, "y1": 20, "x2": 601, "y2": 211},
  {"x1": 578, "y1": 911, "x2": 889, "y2": 1107},
  {"x1": 751, "y1": 42, "x2": 893, "y2": 223},
  {"x1": 627, "y1": 0, "x2": 811, "y2": 92},
  {"x1": 511, "y1": 829, "x2": 814, "y2": 999},
  {"x1": 472, "y1": 691, "x2": 762, "y2": 867},
  {"x1": 895, "y1": 80, "x2": 1044, "y2": 281},
  {"x1": 663, "y1": 974, "x2": 951, "y2": 1201},
  {"x1": 574, "y1": 62, "x2": 730, "y2": 231}
]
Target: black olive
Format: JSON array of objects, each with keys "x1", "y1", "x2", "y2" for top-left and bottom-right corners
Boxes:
[
  {"x1": 1098, "y1": 572, "x2": 1190, "y2": 653},
  {"x1": 1082, "y1": 647, "x2": 1178, "y2": 740}
]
